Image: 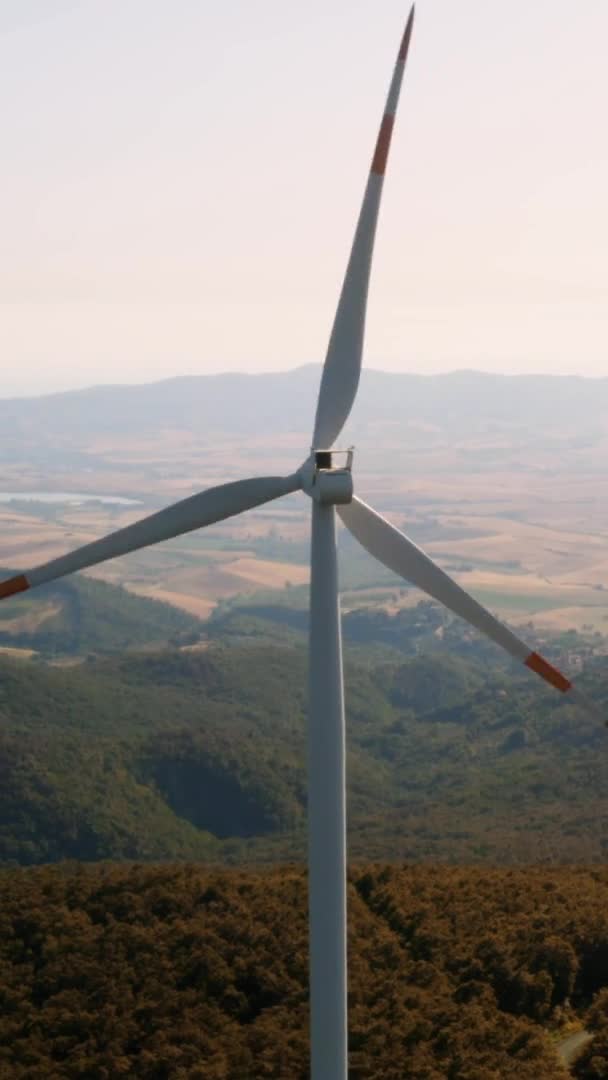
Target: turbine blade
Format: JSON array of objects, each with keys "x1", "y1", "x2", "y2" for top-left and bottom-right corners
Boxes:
[
  {"x1": 0, "y1": 474, "x2": 301, "y2": 598},
  {"x1": 339, "y1": 496, "x2": 603, "y2": 721},
  {"x1": 312, "y1": 6, "x2": 416, "y2": 451}
]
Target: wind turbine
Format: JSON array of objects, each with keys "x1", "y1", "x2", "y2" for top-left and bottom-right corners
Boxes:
[{"x1": 0, "y1": 7, "x2": 601, "y2": 1078}]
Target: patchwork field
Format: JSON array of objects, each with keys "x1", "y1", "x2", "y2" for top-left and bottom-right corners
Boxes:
[
  {"x1": 2, "y1": 492, "x2": 608, "y2": 638},
  {"x1": 2, "y1": 379, "x2": 608, "y2": 640}
]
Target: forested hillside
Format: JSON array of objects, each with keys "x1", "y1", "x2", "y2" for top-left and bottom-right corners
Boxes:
[
  {"x1": 0, "y1": 571, "x2": 202, "y2": 656},
  {"x1": 2, "y1": 862, "x2": 608, "y2": 1077},
  {"x1": 0, "y1": 625, "x2": 607, "y2": 866}
]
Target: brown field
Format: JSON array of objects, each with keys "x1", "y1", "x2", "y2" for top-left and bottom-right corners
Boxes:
[
  {"x1": 125, "y1": 557, "x2": 309, "y2": 613},
  {"x1": 0, "y1": 645, "x2": 36, "y2": 659},
  {"x1": 219, "y1": 557, "x2": 309, "y2": 589},
  {"x1": 125, "y1": 587, "x2": 216, "y2": 620}
]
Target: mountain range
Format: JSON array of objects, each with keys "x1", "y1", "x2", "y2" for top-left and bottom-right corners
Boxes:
[{"x1": 2, "y1": 367, "x2": 608, "y2": 443}]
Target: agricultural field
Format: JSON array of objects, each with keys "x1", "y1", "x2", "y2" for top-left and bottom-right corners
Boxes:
[
  {"x1": 2, "y1": 369, "x2": 608, "y2": 638},
  {"x1": 2, "y1": 464, "x2": 608, "y2": 636}
]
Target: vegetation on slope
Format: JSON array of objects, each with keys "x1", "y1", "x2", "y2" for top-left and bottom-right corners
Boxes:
[
  {"x1": 0, "y1": 612, "x2": 607, "y2": 866},
  {"x1": 0, "y1": 571, "x2": 203, "y2": 656},
  {"x1": 3, "y1": 862, "x2": 608, "y2": 1077}
]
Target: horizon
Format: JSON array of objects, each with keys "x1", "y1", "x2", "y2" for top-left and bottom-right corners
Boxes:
[
  {"x1": 4, "y1": 362, "x2": 608, "y2": 403},
  {"x1": 3, "y1": 1, "x2": 607, "y2": 397},
  {"x1": 3, "y1": 362, "x2": 608, "y2": 403}
]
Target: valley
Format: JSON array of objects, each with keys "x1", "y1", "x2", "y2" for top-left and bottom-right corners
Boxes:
[
  {"x1": 2, "y1": 371, "x2": 608, "y2": 1075},
  {"x1": 3, "y1": 368, "x2": 608, "y2": 638},
  {"x1": 2, "y1": 371, "x2": 608, "y2": 875}
]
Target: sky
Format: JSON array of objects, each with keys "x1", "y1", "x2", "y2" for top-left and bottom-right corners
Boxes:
[{"x1": 2, "y1": 0, "x2": 607, "y2": 397}]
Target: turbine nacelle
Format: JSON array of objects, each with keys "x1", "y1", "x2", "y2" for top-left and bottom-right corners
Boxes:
[{"x1": 299, "y1": 448, "x2": 354, "y2": 505}]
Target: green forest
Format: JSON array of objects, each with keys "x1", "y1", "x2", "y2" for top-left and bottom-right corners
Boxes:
[
  {"x1": 1, "y1": 861, "x2": 608, "y2": 1077},
  {"x1": 1, "y1": 592, "x2": 608, "y2": 866}
]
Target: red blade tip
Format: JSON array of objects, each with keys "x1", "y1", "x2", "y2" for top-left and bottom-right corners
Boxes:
[
  {"x1": 0, "y1": 574, "x2": 30, "y2": 600},
  {"x1": 525, "y1": 651, "x2": 572, "y2": 693}
]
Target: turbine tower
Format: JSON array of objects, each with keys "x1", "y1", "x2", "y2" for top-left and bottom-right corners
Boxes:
[{"x1": 0, "y1": 8, "x2": 601, "y2": 1078}]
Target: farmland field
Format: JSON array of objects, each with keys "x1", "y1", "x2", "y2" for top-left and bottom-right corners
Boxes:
[
  {"x1": 3, "y1": 369, "x2": 608, "y2": 638},
  {"x1": 2, "y1": 483, "x2": 608, "y2": 637}
]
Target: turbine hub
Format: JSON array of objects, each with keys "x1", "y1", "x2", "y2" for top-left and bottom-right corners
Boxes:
[{"x1": 299, "y1": 448, "x2": 354, "y2": 505}]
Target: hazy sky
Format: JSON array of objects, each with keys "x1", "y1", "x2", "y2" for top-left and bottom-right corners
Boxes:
[{"x1": 2, "y1": 1, "x2": 607, "y2": 397}]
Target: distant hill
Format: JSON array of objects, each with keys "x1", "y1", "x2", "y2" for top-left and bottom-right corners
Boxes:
[{"x1": 2, "y1": 366, "x2": 608, "y2": 444}]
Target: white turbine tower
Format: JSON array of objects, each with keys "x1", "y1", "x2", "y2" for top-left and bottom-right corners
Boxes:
[{"x1": 0, "y1": 8, "x2": 602, "y2": 1077}]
